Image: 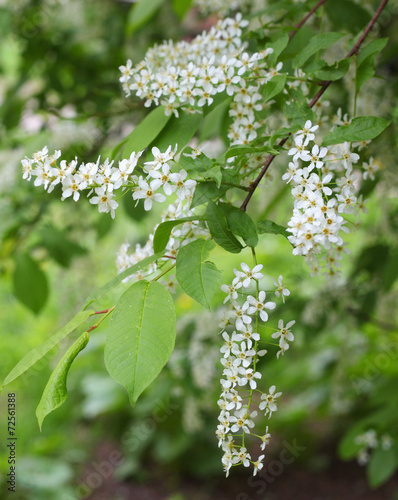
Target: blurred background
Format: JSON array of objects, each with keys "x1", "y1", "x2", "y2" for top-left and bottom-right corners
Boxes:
[{"x1": 1, "y1": 0, "x2": 398, "y2": 499}]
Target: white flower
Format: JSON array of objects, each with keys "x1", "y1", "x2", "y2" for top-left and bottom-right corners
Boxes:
[
  {"x1": 89, "y1": 187, "x2": 118, "y2": 218},
  {"x1": 169, "y1": 169, "x2": 196, "y2": 200},
  {"x1": 272, "y1": 275, "x2": 290, "y2": 302},
  {"x1": 271, "y1": 320, "x2": 295, "y2": 348},
  {"x1": 245, "y1": 291, "x2": 276, "y2": 322},
  {"x1": 259, "y1": 385, "x2": 282, "y2": 417},
  {"x1": 233, "y1": 262, "x2": 263, "y2": 288},
  {"x1": 132, "y1": 177, "x2": 166, "y2": 211},
  {"x1": 253, "y1": 455, "x2": 265, "y2": 476}
]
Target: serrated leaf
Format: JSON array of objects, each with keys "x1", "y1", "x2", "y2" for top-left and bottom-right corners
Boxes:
[
  {"x1": 261, "y1": 74, "x2": 287, "y2": 102},
  {"x1": 367, "y1": 447, "x2": 398, "y2": 488},
  {"x1": 293, "y1": 32, "x2": 345, "y2": 68},
  {"x1": 257, "y1": 219, "x2": 289, "y2": 239},
  {"x1": 104, "y1": 280, "x2": 176, "y2": 405},
  {"x1": 219, "y1": 203, "x2": 258, "y2": 248},
  {"x1": 322, "y1": 116, "x2": 391, "y2": 146},
  {"x1": 206, "y1": 201, "x2": 243, "y2": 253},
  {"x1": 83, "y1": 252, "x2": 164, "y2": 308},
  {"x1": 313, "y1": 58, "x2": 351, "y2": 81},
  {"x1": 126, "y1": 0, "x2": 164, "y2": 35},
  {"x1": 153, "y1": 217, "x2": 204, "y2": 254},
  {"x1": 356, "y1": 55, "x2": 377, "y2": 92},
  {"x1": 36, "y1": 331, "x2": 90, "y2": 430},
  {"x1": 266, "y1": 32, "x2": 289, "y2": 66},
  {"x1": 13, "y1": 253, "x2": 49, "y2": 314},
  {"x1": 176, "y1": 239, "x2": 222, "y2": 309},
  {"x1": 202, "y1": 165, "x2": 222, "y2": 188},
  {"x1": 152, "y1": 111, "x2": 202, "y2": 155},
  {"x1": 357, "y1": 38, "x2": 388, "y2": 66},
  {"x1": 124, "y1": 106, "x2": 171, "y2": 157},
  {"x1": 2, "y1": 309, "x2": 95, "y2": 388}
]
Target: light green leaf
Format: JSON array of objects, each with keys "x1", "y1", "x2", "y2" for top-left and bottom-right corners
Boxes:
[
  {"x1": 153, "y1": 217, "x2": 204, "y2": 254},
  {"x1": 13, "y1": 253, "x2": 49, "y2": 314},
  {"x1": 357, "y1": 38, "x2": 388, "y2": 66},
  {"x1": 202, "y1": 165, "x2": 222, "y2": 188},
  {"x1": 356, "y1": 39, "x2": 388, "y2": 92},
  {"x1": 261, "y1": 74, "x2": 287, "y2": 102},
  {"x1": 36, "y1": 331, "x2": 90, "y2": 430},
  {"x1": 2, "y1": 309, "x2": 95, "y2": 388},
  {"x1": 176, "y1": 239, "x2": 222, "y2": 309},
  {"x1": 322, "y1": 116, "x2": 391, "y2": 146},
  {"x1": 152, "y1": 111, "x2": 203, "y2": 155},
  {"x1": 293, "y1": 32, "x2": 345, "y2": 68},
  {"x1": 267, "y1": 32, "x2": 289, "y2": 66},
  {"x1": 39, "y1": 225, "x2": 86, "y2": 268},
  {"x1": 83, "y1": 252, "x2": 164, "y2": 308},
  {"x1": 367, "y1": 447, "x2": 398, "y2": 488},
  {"x1": 104, "y1": 281, "x2": 176, "y2": 405},
  {"x1": 312, "y1": 59, "x2": 351, "y2": 81},
  {"x1": 257, "y1": 219, "x2": 289, "y2": 239},
  {"x1": 124, "y1": 106, "x2": 171, "y2": 157},
  {"x1": 172, "y1": 0, "x2": 193, "y2": 19},
  {"x1": 219, "y1": 203, "x2": 258, "y2": 248},
  {"x1": 126, "y1": 0, "x2": 164, "y2": 35},
  {"x1": 206, "y1": 201, "x2": 243, "y2": 253}
]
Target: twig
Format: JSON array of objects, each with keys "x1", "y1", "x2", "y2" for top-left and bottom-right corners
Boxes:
[
  {"x1": 289, "y1": 0, "x2": 328, "y2": 40},
  {"x1": 241, "y1": 0, "x2": 390, "y2": 212}
]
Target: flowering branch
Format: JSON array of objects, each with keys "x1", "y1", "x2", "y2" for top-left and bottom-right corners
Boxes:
[{"x1": 241, "y1": 0, "x2": 390, "y2": 212}]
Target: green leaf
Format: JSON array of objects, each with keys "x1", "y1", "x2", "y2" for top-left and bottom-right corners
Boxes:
[
  {"x1": 257, "y1": 219, "x2": 289, "y2": 239},
  {"x1": 13, "y1": 253, "x2": 49, "y2": 314},
  {"x1": 199, "y1": 97, "x2": 232, "y2": 142},
  {"x1": 83, "y1": 252, "x2": 165, "y2": 308},
  {"x1": 225, "y1": 144, "x2": 279, "y2": 159},
  {"x1": 267, "y1": 32, "x2": 289, "y2": 66},
  {"x1": 357, "y1": 38, "x2": 388, "y2": 66},
  {"x1": 124, "y1": 106, "x2": 171, "y2": 157},
  {"x1": 325, "y1": 0, "x2": 371, "y2": 34},
  {"x1": 36, "y1": 331, "x2": 90, "y2": 430},
  {"x1": 261, "y1": 74, "x2": 287, "y2": 102},
  {"x1": 152, "y1": 111, "x2": 202, "y2": 155},
  {"x1": 293, "y1": 32, "x2": 345, "y2": 68},
  {"x1": 312, "y1": 58, "x2": 351, "y2": 81},
  {"x1": 282, "y1": 88, "x2": 315, "y2": 124},
  {"x1": 176, "y1": 239, "x2": 222, "y2": 309},
  {"x1": 153, "y1": 216, "x2": 204, "y2": 254},
  {"x1": 202, "y1": 165, "x2": 222, "y2": 188},
  {"x1": 367, "y1": 447, "x2": 398, "y2": 488},
  {"x1": 219, "y1": 203, "x2": 258, "y2": 248},
  {"x1": 2, "y1": 309, "x2": 95, "y2": 388},
  {"x1": 39, "y1": 225, "x2": 86, "y2": 267},
  {"x1": 191, "y1": 181, "x2": 227, "y2": 208},
  {"x1": 322, "y1": 116, "x2": 391, "y2": 146},
  {"x1": 126, "y1": 0, "x2": 164, "y2": 35},
  {"x1": 104, "y1": 280, "x2": 176, "y2": 405},
  {"x1": 172, "y1": 0, "x2": 193, "y2": 19},
  {"x1": 205, "y1": 201, "x2": 243, "y2": 253}
]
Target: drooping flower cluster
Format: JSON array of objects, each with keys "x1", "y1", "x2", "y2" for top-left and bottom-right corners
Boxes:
[
  {"x1": 21, "y1": 145, "x2": 196, "y2": 219},
  {"x1": 119, "y1": 14, "x2": 280, "y2": 146},
  {"x1": 355, "y1": 429, "x2": 394, "y2": 465},
  {"x1": 216, "y1": 264, "x2": 294, "y2": 476},
  {"x1": 284, "y1": 119, "x2": 371, "y2": 275}
]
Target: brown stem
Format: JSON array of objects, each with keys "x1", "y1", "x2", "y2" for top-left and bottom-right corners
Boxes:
[
  {"x1": 289, "y1": 0, "x2": 328, "y2": 40},
  {"x1": 241, "y1": 0, "x2": 390, "y2": 212}
]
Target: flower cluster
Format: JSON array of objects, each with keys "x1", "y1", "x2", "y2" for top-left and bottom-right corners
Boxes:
[
  {"x1": 355, "y1": 429, "x2": 394, "y2": 465},
  {"x1": 216, "y1": 264, "x2": 294, "y2": 476},
  {"x1": 194, "y1": 0, "x2": 247, "y2": 16},
  {"x1": 119, "y1": 14, "x2": 279, "y2": 146},
  {"x1": 21, "y1": 145, "x2": 196, "y2": 219},
  {"x1": 284, "y1": 119, "x2": 370, "y2": 275}
]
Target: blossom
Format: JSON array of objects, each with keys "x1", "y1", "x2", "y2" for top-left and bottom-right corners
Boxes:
[
  {"x1": 245, "y1": 291, "x2": 276, "y2": 322},
  {"x1": 259, "y1": 385, "x2": 282, "y2": 418},
  {"x1": 132, "y1": 178, "x2": 166, "y2": 211},
  {"x1": 89, "y1": 187, "x2": 118, "y2": 218},
  {"x1": 272, "y1": 275, "x2": 290, "y2": 302},
  {"x1": 233, "y1": 262, "x2": 263, "y2": 288}
]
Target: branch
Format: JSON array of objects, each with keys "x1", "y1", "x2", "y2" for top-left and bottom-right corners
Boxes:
[
  {"x1": 289, "y1": 0, "x2": 328, "y2": 40},
  {"x1": 241, "y1": 0, "x2": 390, "y2": 212}
]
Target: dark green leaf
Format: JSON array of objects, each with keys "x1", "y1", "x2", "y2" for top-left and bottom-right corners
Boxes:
[
  {"x1": 153, "y1": 216, "x2": 204, "y2": 254},
  {"x1": 191, "y1": 182, "x2": 227, "y2": 208},
  {"x1": 151, "y1": 111, "x2": 202, "y2": 155},
  {"x1": 39, "y1": 225, "x2": 86, "y2": 267},
  {"x1": 176, "y1": 239, "x2": 222, "y2": 309},
  {"x1": 124, "y1": 106, "x2": 171, "y2": 157},
  {"x1": 293, "y1": 32, "x2": 345, "y2": 68},
  {"x1": 172, "y1": 0, "x2": 193, "y2": 19},
  {"x1": 261, "y1": 74, "x2": 287, "y2": 102},
  {"x1": 36, "y1": 331, "x2": 90, "y2": 430},
  {"x1": 367, "y1": 447, "x2": 397, "y2": 488},
  {"x1": 13, "y1": 253, "x2": 49, "y2": 314},
  {"x1": 257, "y1": 219, "x2": 289, "y2": 239},
  {"x1": 126, "y1": 0, "x2": 164, "y2": 35},
  {"x1": 104, "y1": 280, "x2": 176, "y2": 405},
  {"x1": 325, "y1": 0, "x2": 371, "y2": 34},
  {"x1": 313, "y1": 58, "x2": 351, "y2": 81},
  {"x1": 322, "y1": 116, "x2": 391, "y2": 146},
  {"x1": 219, "y1": 203, "x2": 258, "y2": 248},
  {"x1": 357, "y1": 38, "x2": 388, "y2": 66},
  {"x1": 205, "y1": 201, "x2": 243, "y2": 253}
]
